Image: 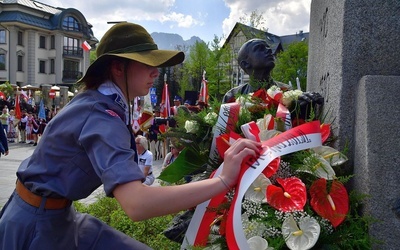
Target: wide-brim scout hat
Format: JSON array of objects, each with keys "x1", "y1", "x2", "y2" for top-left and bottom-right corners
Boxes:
[{"x1": 78, "y1": 22, "x2": 185, "y2": 83}]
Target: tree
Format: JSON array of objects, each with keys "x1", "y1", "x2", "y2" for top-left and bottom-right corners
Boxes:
[
  {"x1": 180, "y1": 41, "x2": 210, "y2": 98},
  {"x1": 205, "y1": 35, "x2": 232, "y2": 100},
  {"x1": 271, "y1": 41, "x2": 309, "y2": 91}
]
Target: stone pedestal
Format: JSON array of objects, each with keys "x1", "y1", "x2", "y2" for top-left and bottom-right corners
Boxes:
[{"x1": 308, "y1": 1, "x2": 400, "y2": 248}]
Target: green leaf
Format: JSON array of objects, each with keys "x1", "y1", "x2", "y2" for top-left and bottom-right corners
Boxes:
[{"x1": 158, "y1": 148, "x2": 206, "y2": 183}]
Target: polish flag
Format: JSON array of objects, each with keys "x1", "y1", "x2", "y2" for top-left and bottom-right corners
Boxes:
[
  {"x1": 198, "y1": 70, "x2": 209, "y2": 105},
  {"x1": 82, "y1": 41, "x2": 91, "y2": 51}
]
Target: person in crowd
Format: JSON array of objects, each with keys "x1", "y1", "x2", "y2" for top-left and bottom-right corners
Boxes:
[
  {"x1": 135, "y1": 135, "x2": 155, "y2": 185},
  {"x1": 162, "y1": 140, "x2": 184, "y2": 171},
  {"x1": 0, "y1": 22, "x2": 262, "y2": 249},
  {"x1": 171, "y1": 95, "x2": 182, "y2": 116},
  {"x1": 6, "y1": 109, "x2": 17, "y2": 143},
  {"x1": 30, "y1": 113, "x2": 40, "y2": 146},
  {"x1": 18, "y1": 110, "x2": 28, "y2": 143},
  {"x1": 25, "y1": 112, "x2": 34, "y2": 144},
  {"x1": 0, "y1": 107, "x2": 9, "y2": 133},
  {"x1": 0, "y1": 121, "x2": 8, "y2": 158}
]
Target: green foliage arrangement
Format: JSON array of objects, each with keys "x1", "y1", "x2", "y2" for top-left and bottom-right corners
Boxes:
[{"x1": 74, "y1": 195, "x2": 180, "y2": 249}]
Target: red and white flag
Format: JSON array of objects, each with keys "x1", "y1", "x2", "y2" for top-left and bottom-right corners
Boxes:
[
  {"x1": 160, "y1": 75, "x2": 170, "y2": 119},
  {"x1": 198, "y1": 70, "x2": 209, "y2": 105},
  {"x1": 82, "y1": 41, "x2": 91, "y2": 51}
]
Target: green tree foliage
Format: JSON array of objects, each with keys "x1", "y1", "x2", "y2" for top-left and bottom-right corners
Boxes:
[
  {"x1": 180, "y1": 41, "x2": 210, "y2": 98},
  {"x1": 272, "y1": 41, "x2": 309, "y2": 91},
  {"x1": 0, "y1": 81, "x2": 14, "y2": 97},
  {"x1": 204, "y1": 35, "x2": 232, "y2": 101}
]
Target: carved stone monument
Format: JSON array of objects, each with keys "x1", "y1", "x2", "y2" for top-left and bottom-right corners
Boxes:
[{"x1": 308, "y1": 1, "x2": 400, "y2": 248}]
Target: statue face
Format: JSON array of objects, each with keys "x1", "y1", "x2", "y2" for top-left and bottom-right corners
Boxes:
[{"x1": 247, "y1": 40, "x2": 275, "y2": 71}]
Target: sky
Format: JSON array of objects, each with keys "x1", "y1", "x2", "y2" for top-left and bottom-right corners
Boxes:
[{"x1": 40, "y1": 0, "x2": 312, "y2": 44}]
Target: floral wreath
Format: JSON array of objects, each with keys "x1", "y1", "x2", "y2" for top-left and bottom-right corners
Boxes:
[{"x1": 159, "y1": 86, "x2": 373, "y2": 250}]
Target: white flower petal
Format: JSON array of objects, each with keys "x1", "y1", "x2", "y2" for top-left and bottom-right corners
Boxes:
[
  {"x1": 299, "y1": 153, "x2": 336, "y2": 180},
  {"x1": 245, "y1": 174, "x2": 271, "y2": 203},
  {"x1": 282, "y1": 216, "x2": 320, "y2": 250},
  {"x1": 248, "y1": 236, "x2": 269, "y2": 250},
  {"x1": 312, "y1": 146, "x2": 348, "y2": 166}
]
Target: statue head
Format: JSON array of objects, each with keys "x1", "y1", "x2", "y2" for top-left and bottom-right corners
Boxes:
[{"x1": 237, "y1": 39, "x2": 275, "y2": 81}]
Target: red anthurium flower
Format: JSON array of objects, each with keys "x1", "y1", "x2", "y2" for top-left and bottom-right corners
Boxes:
[
  {"x1": 266, "y1": 177, "x2": 307, "y2": 212},
  {"x1": 320, "y1": 123, "x2": 331, "y2": 143},
  {"x1": 310, "y1": 178, "x2": 349, "y2": 228},
  {"x1": 262, "y1": 156, "x2": 281, "y2": 178}
]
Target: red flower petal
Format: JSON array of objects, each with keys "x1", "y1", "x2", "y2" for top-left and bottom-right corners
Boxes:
[
  {"x1": 262, "y1": 157, "x2": 280, "y2": 178},
  {"x1": 310, "y1": 178, "x2": 349, "y2": 228},
  {"x1": 266, "y1": 177, "x2": 307, "y2": 212},
  {"x1": 320, "y1": 123, "x2": 331, "y2": 143}
]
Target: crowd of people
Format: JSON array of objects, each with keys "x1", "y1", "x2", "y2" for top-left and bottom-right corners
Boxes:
[{"x1": 0, "y1": 104, "x2": 53, "y2": 147}]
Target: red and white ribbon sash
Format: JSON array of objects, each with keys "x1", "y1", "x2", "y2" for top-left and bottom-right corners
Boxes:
[
  {"x1": 208, "y1": 103, "x2": 241, "y2": 164},
  {"x1": 182, "y1": 121, "x2": 322, "y2": 249}
]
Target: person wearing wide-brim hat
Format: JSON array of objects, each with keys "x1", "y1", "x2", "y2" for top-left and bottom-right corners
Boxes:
[{"x1": 0, "y1": 22, "x2": 261, "y2": 249}]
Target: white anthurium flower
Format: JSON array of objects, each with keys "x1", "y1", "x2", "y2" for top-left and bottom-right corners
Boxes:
[
  {"x1": 282, "y1": 215, "x2": 320, "y2": 250},
  {"x1": 282, "y1": 89, "x2": 303, "y2": 107},
  {"x1": 311, "y1": 146, "x2": 348, "y2": 166},
  {"x1": 247, "y1": 236, "x2": 274, "y2": 250},
  {"x1": 245, "y1": 174, "x2": 271, "y2": 203},
  {"x1": 184, "y1": 120, "x2": 199, "y2": 134},
  {"x1": 298, "y1": 153, "x2": 336, "y2": 180},
  {"x1": 259, "y1": 129, "x2": 282, "y2": 143}
]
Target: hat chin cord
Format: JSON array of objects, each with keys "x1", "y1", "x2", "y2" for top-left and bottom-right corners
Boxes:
[{"x1": 124, "y1": 61, "x2": 133, "y2": 133}]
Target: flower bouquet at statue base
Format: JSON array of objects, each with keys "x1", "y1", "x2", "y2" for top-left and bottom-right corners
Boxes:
[{"x1": 159, "y1": 86, "x2": 374, "y2": 250}]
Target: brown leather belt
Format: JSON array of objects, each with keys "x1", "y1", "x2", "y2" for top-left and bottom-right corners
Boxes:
[{"x1": 16, "y1": 180, "x2": 71, "y2": 209}]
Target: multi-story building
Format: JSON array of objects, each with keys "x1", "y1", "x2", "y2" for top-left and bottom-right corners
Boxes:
[{"x1": 0, "y1": 0, "x2": 97, "y2": 92}]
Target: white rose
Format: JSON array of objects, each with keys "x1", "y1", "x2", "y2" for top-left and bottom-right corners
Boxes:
[
  {"x1": 282, "y1": 89, "x2": 303, "y2": 107},
  {"x1": 204, "y1": 112, "x2": 218, "y2": 125},
  {"x1": 267, "y1": 86, "x2": 282, "y2": 99},
  {"x1": 184, "y1": 120, "x2": 199, "y2": 133}
]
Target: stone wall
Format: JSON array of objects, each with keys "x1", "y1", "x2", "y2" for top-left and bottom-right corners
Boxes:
[{"x1": 308, "y1": 0, "x2": 400, "y2": 248}]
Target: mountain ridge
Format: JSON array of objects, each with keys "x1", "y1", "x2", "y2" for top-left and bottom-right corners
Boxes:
[{"x1": 151, "y1": 32, "x2": 204, "y2": 51}]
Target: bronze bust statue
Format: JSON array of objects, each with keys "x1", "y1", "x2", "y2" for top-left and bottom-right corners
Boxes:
[{"x1": 223, "y1": 38, "x2": 324, "y2": 122}]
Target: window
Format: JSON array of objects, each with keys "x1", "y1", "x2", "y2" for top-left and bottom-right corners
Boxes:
[
  {"x1": 50, "y1": 35, "x2": 55, "y2": 49},
  {"x1": 39, "y1": 60, "x2": 46, "y2": 73},
  {"x1": 18, "y1": 55, "x2": 23, "y2": 71},
  {"x1": 63, "y1": 36, "x2": 82, "y2": 56},
  {"x1": 0, "y1": 30, "x2": 6, "y2": 44},
  {"x1": 39, "y1": 36, "x2": 46, "y2": 49},
  {"x1": 62, "y1": 16, "x2": 81, "y2": 32},
  {"x1": 0, "y1": 54, "x2": 5, "y2": 70},
  {"x1": 50, "y1": 59, "x2": 55, "y2": 74},
  {"x1": 18, "y1": 31, "x2": 23, "y2": 46}
]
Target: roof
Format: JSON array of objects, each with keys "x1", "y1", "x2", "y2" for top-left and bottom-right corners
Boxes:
[
  {"x1": 0, "y1": 11, "x2": 55, "y2": 29},
  {"x1": 0, "y1": 0, "x2": 61, "y2": 14},
  {"x1": 0, "y1": 0, "x2": 98, "y2": 42},
  {"x1": 224, "y1": 22, "x2": 309, "y2": 53},
  {"x1": 224, "y1": 22, "x2": 283, "y2": 54}
]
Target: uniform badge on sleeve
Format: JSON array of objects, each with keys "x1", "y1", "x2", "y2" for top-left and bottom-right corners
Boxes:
[{"x1": 105, "y1": 109, "x2": 119, "y2": 117}]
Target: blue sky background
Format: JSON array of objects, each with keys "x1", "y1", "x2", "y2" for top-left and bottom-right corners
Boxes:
[{"x1": 41, "y1": 0, "x2": 311, "y2": 44}]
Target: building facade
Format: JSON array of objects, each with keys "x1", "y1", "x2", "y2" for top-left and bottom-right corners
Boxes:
[{"x1": 0, "y1": 0, "x2": 97, "y2": 90}]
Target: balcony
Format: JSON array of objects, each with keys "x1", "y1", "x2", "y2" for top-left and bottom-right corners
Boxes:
[
  {"x1": 63, "y1": 70, "x2": 83, "y2": 83},
  {"x1": 63, "y1": 46, "x2": 83, "y2": 58}
]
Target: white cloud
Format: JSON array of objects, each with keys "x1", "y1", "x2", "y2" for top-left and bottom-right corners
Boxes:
[{"x1": 222, "y1": 0, "x2": 311, "y2": 38}]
